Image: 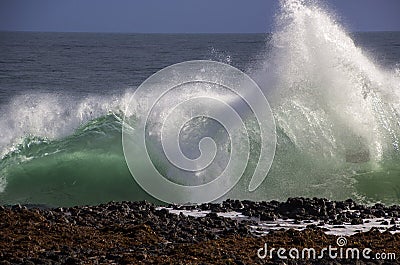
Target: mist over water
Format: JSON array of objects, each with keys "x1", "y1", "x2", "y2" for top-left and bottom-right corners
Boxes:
[{"x1": 0, "y1": 0, "x2": 400, "y2": 206}]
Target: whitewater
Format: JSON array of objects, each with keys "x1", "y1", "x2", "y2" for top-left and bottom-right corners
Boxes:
[{"x1": 0, "y1": 0, "x2": 399, "y2": 206}]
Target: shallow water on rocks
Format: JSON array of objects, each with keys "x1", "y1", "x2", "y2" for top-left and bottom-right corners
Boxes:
[{"x1": 160, "y1": 207, "x2": 400, "y2": 236}]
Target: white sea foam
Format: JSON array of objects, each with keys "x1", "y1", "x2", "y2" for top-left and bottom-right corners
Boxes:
[
  {"x1": 254, "y1": 0, "x2": 400, "y2": 162},
  {"x1": 0, "y1": 90, "x2": 135, "y2": 158},
  {"x1": 160, "y1": 207, "x2": 400, "y2": 236}
]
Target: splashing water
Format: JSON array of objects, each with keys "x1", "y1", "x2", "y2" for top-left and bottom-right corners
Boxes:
[
  {"x1": 244, "y1": 0, "x2": 400, "y2": 203},
  {"x1": 0, "y1": 0, "x2": 400, "y2": 206}
]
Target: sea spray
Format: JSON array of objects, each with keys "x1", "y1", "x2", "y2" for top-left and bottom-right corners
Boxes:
[
  {"x1": 0, "y1": 0, "x2": 400, "y2": 206},
  {"x1": 244, "y1": 0, "x2": 400, "y2": 203},
  {"x1": 0, "y1": 91, "x2": 135, "y2": 158}
]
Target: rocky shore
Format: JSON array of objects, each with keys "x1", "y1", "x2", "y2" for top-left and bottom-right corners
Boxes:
[{"x1": 1, "y1": 198, "x2": 399, "y2": 264}]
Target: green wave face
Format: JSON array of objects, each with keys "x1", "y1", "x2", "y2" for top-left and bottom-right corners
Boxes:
[
  {"x1": 0, "y1": 114, "x2": 157, "y2": 207},
  {"x1": 1, "y1": 112, "x2": 399, "y2": 207}
]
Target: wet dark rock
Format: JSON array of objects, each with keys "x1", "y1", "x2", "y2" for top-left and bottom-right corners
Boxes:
[
  {"x1": 351, "y1": 218, "x2": 363, "y2": 225},
  {"x1": 206, "y1": 212, "x2": 218, "y2": 218},
  {"x1": 331, "y1": 219, "x2": 344, "y2": 225},
  {"x1": 209, "y1": 203, "x2": 223, "y2": 212},
  {"x1": 373, "y1": 209, "x2": 386, "y2": 218},
  {"x1": 241, "y1": 209, "x2": 255, "y2": 217},
  {"x1": 259, "y1": 212, "x2": 276, "y2": 221},
  {"x1": 11, "y1": 204, "x2": 22, "y2": 211},
  {"x1": 306, "y1": 224, "x2": 318, "y2": 229}
]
